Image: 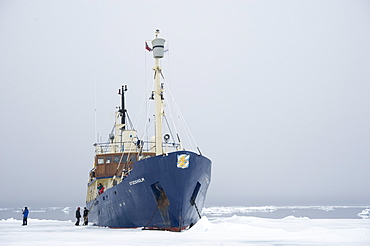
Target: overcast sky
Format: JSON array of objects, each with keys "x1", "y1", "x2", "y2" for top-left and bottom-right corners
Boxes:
[{"x1": 1, "y1": 0, "x2": 370, "y2": 208}]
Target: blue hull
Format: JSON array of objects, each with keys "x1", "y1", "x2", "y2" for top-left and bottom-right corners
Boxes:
[{"x1": 86, "y1": 151, "x2": 211, "y2": 231}]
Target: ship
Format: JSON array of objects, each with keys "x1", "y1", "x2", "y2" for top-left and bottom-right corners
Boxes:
[{"x1": 85, "y1": 30, "x2": 212, "y2": 231}]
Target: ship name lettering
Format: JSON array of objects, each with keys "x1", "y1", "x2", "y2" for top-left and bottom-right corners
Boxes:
[{"x1": 129, "y1": 178, "x2": 145, "y2": 186}]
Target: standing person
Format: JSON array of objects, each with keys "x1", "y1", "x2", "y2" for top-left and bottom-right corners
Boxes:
[
  {"x1": 22, "y1": 207, "x2": 29, "y2": 226},
  {"x1": 83, "y1": 207, "x2": 89, "y2": 225},
  {"x1": 97, "y1": 183, "x2": 104, "y2": 195},
  {"x1": 75, "y1": 207, "x2": 81, "y2": 226}
]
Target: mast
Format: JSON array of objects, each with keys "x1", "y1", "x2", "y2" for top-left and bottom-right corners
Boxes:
[{"x1": 151, "y1": 30, "x2": 166, "y2": 155}]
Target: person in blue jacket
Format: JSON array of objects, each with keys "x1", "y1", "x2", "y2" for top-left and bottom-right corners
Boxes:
[{"x1": 22, "y1": 207, "x2": 29, "y2": 226}]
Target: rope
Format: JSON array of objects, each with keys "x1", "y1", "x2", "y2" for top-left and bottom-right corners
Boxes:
[
  {"x1": 142, "y1": 208, "x2": 157, "y2": 230},
  {"x1": 166, "y1": 85, "x2": 198, "y2": 151},
  {"x1": 194, "y1": 202, "x2": 202, "y2": 219},
  {"x1": 163, "y1": 115, "x2": 176, "y2": 145}
]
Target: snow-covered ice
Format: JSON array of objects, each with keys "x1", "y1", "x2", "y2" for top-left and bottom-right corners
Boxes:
[{"x1": 1, "y1": 215, "x2": 369, "y2": 246}]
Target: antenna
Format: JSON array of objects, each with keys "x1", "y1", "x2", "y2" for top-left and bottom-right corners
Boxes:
[
  {"x1": 118, "y1": 85, "x2": 128, "y2": 129},
  {"x1": 94, "y1": 77, "x2": 98, "y2": 143}
]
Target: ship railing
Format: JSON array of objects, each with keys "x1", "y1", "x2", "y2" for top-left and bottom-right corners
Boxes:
[{"x1": 94, "y1": 140, "x2": 181, "y2": 154}]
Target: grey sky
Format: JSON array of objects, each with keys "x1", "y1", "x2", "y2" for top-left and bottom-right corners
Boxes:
[{"x1": 1, "y1": 0, "x2": 370, "y2": 207}]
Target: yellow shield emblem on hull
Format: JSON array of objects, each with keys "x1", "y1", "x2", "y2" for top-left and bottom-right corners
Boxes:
[{"x1": 177, "y1": 154, "x2": 190, "y2": 169}]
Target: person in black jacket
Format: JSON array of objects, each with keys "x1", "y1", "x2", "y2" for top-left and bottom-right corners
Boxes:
[
  {"x1": 83, "y1": 207, "x2": 89, "y2": 226},
  {"x1": 75, "y1": 207, "x2": 81, "y2": 226}
]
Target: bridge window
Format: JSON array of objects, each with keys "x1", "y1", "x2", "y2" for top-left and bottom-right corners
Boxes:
[
  {"x1": 114, "y1": 155, "x2": 121, "y2": 163},
  {"x1": 114, "y1": 154, "x2": 128, "y2": 163},
  {"x1": 105, "y1": 156, "x2": 112, "y2": 164},
  {"x1": 97, "y1": 157, "x2": 104, "y2": 164},
  {"x1": 129, "y1": 155, "x2": 137, "y2": 162}
]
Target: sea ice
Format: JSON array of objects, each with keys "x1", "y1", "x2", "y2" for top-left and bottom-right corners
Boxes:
[{"x1": 1, "y1": 215, "x2": 369, "y2": 246}]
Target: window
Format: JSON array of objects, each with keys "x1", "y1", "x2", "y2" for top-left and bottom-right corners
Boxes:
[
  {"x1": 129, "y1": 155, "x2": 136, "y2": 162},
  {"x1": 114, "y1": 155, "x2": 121, "y2": 163},
  {"x1": 114, "y1": 154, "x2": 128, "y2": 163},
  {"x1": 97, "y1": 157, "x2": 104, "y2": 164},
  {"x1": 106, "y1": 156, "x2": 112, "y2": 164}
]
